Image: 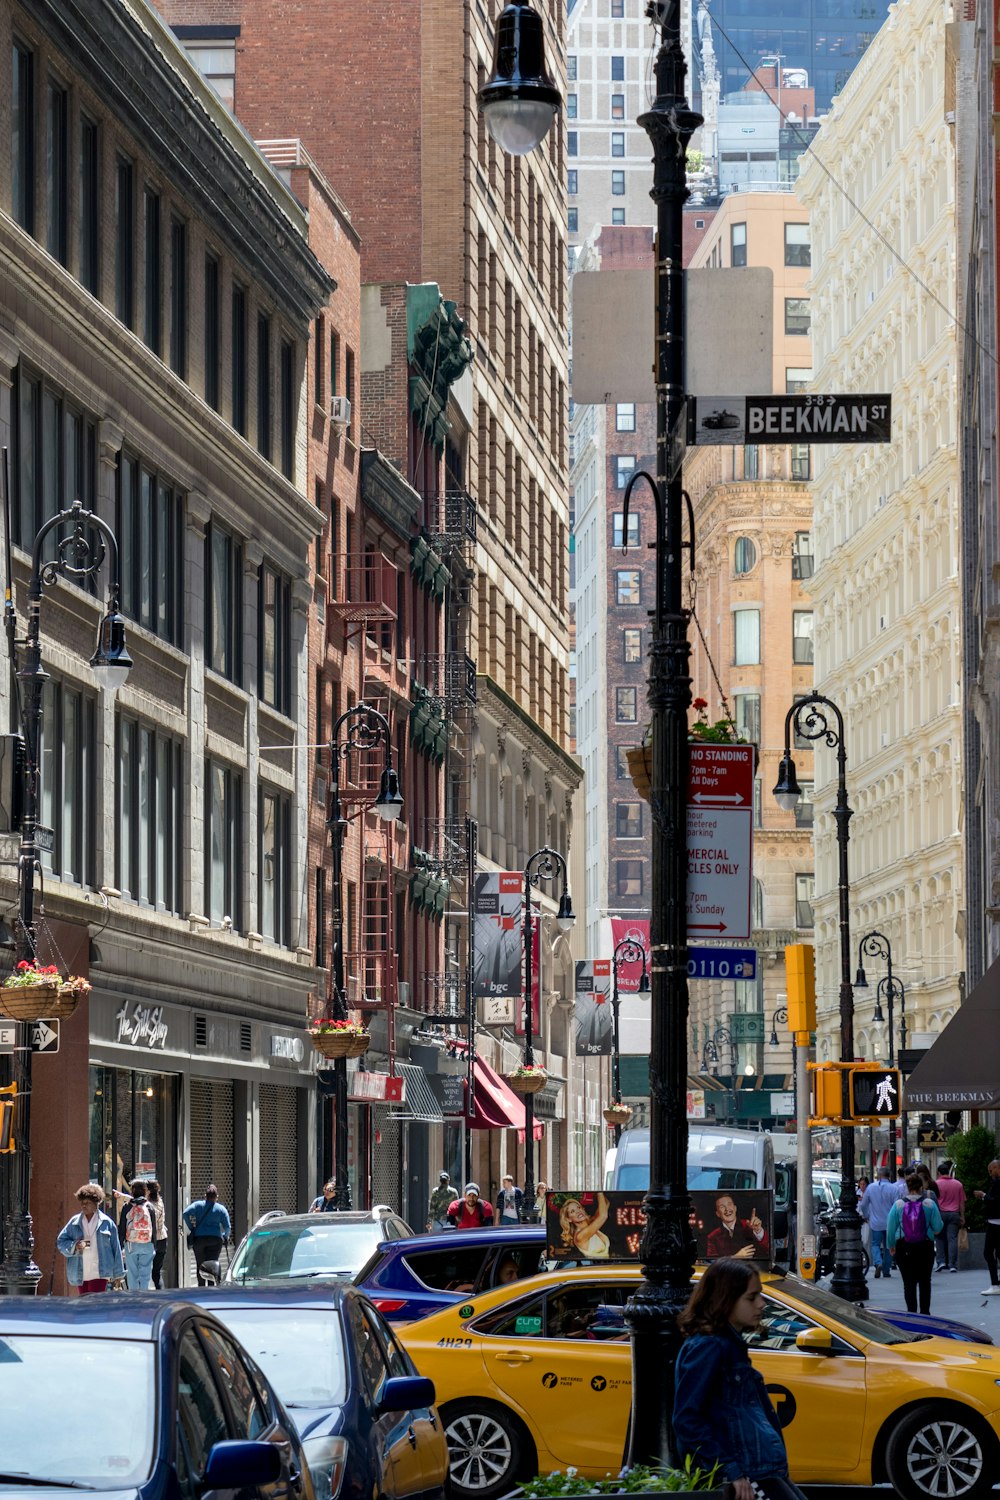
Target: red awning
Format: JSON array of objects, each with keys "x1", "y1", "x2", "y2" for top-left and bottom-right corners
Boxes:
[{"x1": 470, "y1": 1057, "x2": 543, "y2": 1139}]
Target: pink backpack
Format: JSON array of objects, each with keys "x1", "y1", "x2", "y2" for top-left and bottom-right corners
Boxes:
[{"x1": 126, "y1": 1201, "x2": 153, "y2": 1244}]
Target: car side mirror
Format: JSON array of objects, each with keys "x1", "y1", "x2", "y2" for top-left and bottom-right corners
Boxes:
[
  {"x1": 795, "y1": 1327, "x2": 833, "y2": 1355},
  {"x1": 201, "y1": 1439, "x2": 281, "y2": 1489},
  {"x1": 379, "y1": 1375, "x2": 436, "y2": 1412}
]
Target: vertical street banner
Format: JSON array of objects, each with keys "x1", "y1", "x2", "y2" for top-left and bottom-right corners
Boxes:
[
  {"x1": 575, "y1": 959, "x2": 613, "y2": 1056},
  {"x1": 472, "y1": 871, "x2": 522, "y2": 997},
  {"x1": 515, "y1": 920, "x2": 541, "y2": 1037},
  {"x1": 609, "y1": 917, "x2": 651, "y2": 992}
]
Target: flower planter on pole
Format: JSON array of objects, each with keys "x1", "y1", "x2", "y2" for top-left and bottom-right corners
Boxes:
[
  {"x1": 309, "y1": 1027, "x2": 372, "y2": 1061},
  {"x1": 506, "y1": 1067, "x2": 547, "y2": 1095}
]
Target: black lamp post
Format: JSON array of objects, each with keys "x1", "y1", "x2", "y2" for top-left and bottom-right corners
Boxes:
[
  {"x1": 1, "y1": 502, "x2": 131, "y2": 1296},
  {"x1": 326, "y1": 705, "x2": 402, "y2": 1211},
  {"x1": 701, "y1": 1039, "x2": 718, "y2": 1073},
  {"x1": 611, "y1": 938, "x2": 649, "y2": 1144},
  {"x1": 769, "y1": 1005, "x2": 789, "y2": 1048},
  {"x1": 481, "y1": 0, "x2": 701, "y2": 1464},
  {"x1": 855, "y1": 930, "x2": 904, "y2": 1170},
  {"x1": 774, "y1": 691, "x2": 867, "y2": 1303},
  {"x1": 522, "y1": 847, "x2": 574, "y2": 1203}
]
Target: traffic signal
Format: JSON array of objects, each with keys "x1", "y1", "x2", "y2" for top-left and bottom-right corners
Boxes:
[
  {"x1": 784, "y1": 944, "x2": 816, "y2": 1034},
  {"x1": 848, "y1": 1067, "x2": 901, "y2": 1122},
  {"x1": 0, "y1": 1082, "x2": 15, "y2": 1154}
]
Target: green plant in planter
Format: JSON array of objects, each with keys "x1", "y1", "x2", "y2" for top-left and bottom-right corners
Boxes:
[
  {"x1": 949, "y1": 1125, "x2": 998, "y2": 1231},
  {"x1": 688, "y1": 698, "x2": 746, "y2": 745},
  {"x1": 518, "y1": 1459, "x2": 721, "y2": 1496}
]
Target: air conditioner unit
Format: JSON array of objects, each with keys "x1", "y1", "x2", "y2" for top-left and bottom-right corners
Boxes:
[{"x1": 330, "y1": 394, "x2": 352, "y2": 425}]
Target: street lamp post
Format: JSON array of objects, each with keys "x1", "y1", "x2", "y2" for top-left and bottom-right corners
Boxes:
[
  {"x1": 611, "y1": 938, "x2": 650, "y2": 1144},
  {"x1": 855, "y1": 931, "x2": 904, "y2": 1170},
  {"x1": 326, "y1": 705, "x2": 402, "y2": 1211},
  {"x1": 522, "y1": 847, "x2": 575, "y2": 1203},
  {"x1": 1, "y1": 501, "x2": 132, "y2": 1295},
  {"x1": 481, "y1": 0, "x2": 701, "y2": 1462},
  {"x1": 768, "y1": 1005, "x2": 789, "y2": 1048},
  {"x1": 773, "y1": 691, "x2": 868, "y2": 1303}
]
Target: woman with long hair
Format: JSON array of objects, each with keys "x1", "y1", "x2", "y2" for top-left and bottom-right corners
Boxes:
[
  {"x1": 673, "y1": 1258, "x2": 807, "y2": 1500},
  {"x1": 558, "y1": 1193, "x2": 610, "y2": 1258},
  {"x1": 145, "y1": 1180, "x2": 169, "y2": 1289}
]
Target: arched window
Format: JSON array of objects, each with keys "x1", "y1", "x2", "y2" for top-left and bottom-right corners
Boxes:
[
  {"x1": 751, "y1": 877, "x2": 764, "y2": 930},
  {"x1": 734, "y1": 536, "x2": 757, "y2": 574}
]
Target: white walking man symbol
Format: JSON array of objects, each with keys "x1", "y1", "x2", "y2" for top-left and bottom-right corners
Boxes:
[{"x1": 874, "y1": 1074, "x2": 898, "y2": 1113}]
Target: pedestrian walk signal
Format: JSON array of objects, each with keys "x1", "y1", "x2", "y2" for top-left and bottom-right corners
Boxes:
[
  {"x1": 0, "y1": 1082, "x2": 15, "y2": 1154},
  {"x1": 849, "y1": 1067, "x2": 901, "y2": 1122}
]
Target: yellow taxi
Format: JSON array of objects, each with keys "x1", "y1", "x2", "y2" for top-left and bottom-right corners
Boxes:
[{"x1": 398, "y1": 1265, "x2": 1000, "y2": 1500}]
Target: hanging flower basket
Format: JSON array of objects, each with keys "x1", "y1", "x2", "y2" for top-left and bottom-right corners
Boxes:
[
  {"x1": 0, "y1": 962, "x2": 64, "y2": 1023},
  {"x1": 603, "y1": 1102, "x2": 633, "y2": 1127},
  {"x1": 309, "y1": 1022, "x2": 372, "y2": 1060},
  {"x1": 505, "y1": 1066, "x2": 548, "y2": 1095},
  {"x1": 48, "y1": 978, "x2": 91, "y2": 1021}
]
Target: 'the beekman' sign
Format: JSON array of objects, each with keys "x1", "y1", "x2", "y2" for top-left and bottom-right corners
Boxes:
[{"x1": 688, "y1": 394, "x2": 892, "y2": 446}]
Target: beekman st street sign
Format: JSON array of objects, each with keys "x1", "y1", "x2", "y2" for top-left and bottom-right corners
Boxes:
[{"x1": 687, "y1": 393, "x2": 892, "y2": 447}]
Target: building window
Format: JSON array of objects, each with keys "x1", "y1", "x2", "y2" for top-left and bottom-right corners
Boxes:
[
  {"x1": 734, "y1": 693, "x2": 760, "y2": 745},
  {"x1": 784, "y1": 223, "x2": 811, "y2": 266},
  {"x1": 611, "y1": 131, "x2": 625, "y2": 158},
  {"x1": 752, "y1": 878, "x2": 765, "y2": 930},
  {"x1": 786, "y1": 366, "x2": 813, "y2": 393},
  {"x1": 169, "y1": 217, "x2": 187, "y2": 378},
  {"x1": 79, "y1": 116, "x2": 100, "y2": 295},
  {"x1": 330, "y1": 328, "x2": 339, "y2": 397},
  {"x1": 568, "y1": 55, "x2": 578, "y2": 82},
  {"x1": 46, "y1": 82, "x2": 68, "y2": 265},
  {"x1": 611, "y1": 94, "x2": 625, "y2": 120},
  {"x1": 790, "y1": 444, "x2": 810, "y2": 481},
  {"x1": 611, "y1": 0, "x2": 625, "y2": 14},
  {"x1": 616, "y1": 745, "x2": 633, "y2": 780},
  {"x1": 616, "y1": 456, "x2": 636, "y2": 490},
  {"x1": 792, "y1": 531, "x2": 814, "y2": 578},
  {"x1": 795, "y1": 873, "x2": 815, "y2": 929},
  {"x1": 792, "y1": 610, "x2": 814, "y2": 663},
  {"x1": 612, "y1": 208, "x2": 625, "y2": 225},
  {"x1": 183, "y1": 39, "x2": 236, "y2": 108},
  {"x1": 568, "y1": 169, "x2": 578, "y2": 195},
  {"x1": 785, "y1": 297, "x2": 810, "y2": 335},
  {"x1": 117, "y1": 452, "x2": 184, "y2": 646},
  {"x1": 40, "y1": 677, "x2": 95, "y2": 887},
  {"x1": 613, "y1": 512, "x2": 640, "y2": 549},
  {"x1": 733, "y1": 536, "x2": 756, "y2": 574},
  {"x1": 12, "y1": 365, "x2": 97, "y2": 549},
  {"x1": 568, "y1": 131, "x2": 578, "y2": 157},
  {"x1": 616, "y1": 569, "x2": 641, "y2": 606},
  {"x1": 612, "y1": 169, "x2": 625, "y2": 195},
  {"x1": 280, "y1": 339, "x2": 295, "y2": 479},
  {"x1": 623, "y1": 627, "x2": 642, "y2": 663},
  {"x1": 258, "y1": 563, "x2": 291, "y2": 715},
  {"x1": 616, "y1": 401, "x2": 635, "y2": 431},
  {"x1": 204, "y1": 254, "x2": 220, "y2": 410},
  {"x1": 792, "y1": 694, "x2": 813, "y2": 750},
  {"x1": 744, "y1": 445, "x2": 759, "y2": 479},
  {"x1": 206, "y1": 760, "x2": 243, "y2": 929},
  {"x1": 567, "y1": 94, "x2": 578, "y2": 119},
  {"x1": 257, "y1": 312, "x2": 272, "y2": 461},
  {"x1": 730, "y1": 221, "x2": 747, "y2": 267},
  {"x1": 315, "y1": 868, "x2": 327, "y2": 967},
  {"x1": 734, "y1": 608, "x2": 760, "y2": 665},
  {"x1": 616, "y1": 686, "x2": 638, "y2": 723},
  {"x1": 616, "y1": 859, "x2": 643, "y2": 897},
  {"x1": 206, "y1": 522, "x2": 244, "y2": 683},
  {"x1": 616, "y1": 802, "x2": 643, "y2": 839},
  {"x1": 753, "y1": 778, "x2": 762, "y2": 829},
  {"x1": 795, "y1": 781, "x2": 815, "y2": 829},
  {"x1": 611, "y1": 56, "x2": 625, "y2": 81},
  {"x1": 115, "y1": 158, "x2": 135, "y2": 329},
  {"x1": 12, "y1": 41, "x2": 35, "y2": 235},
  {"x1": 116, "y1": 715, "x2": 183, "y2": 913},
  {"x1": 231, "y1": 283, "x2": 248, "y2": 435},
  {"x1": 345, "y1": 348, "x2": 356, "y2": 437},
  {"x1": 259, "y1": 787, "x2": 292, "y2": 947},
  {"x1": 143, "y1": 188, "x2": 161, "y2": 355},
  {"x1": 568, "y1": 207, "x2": 578, "y2": 233}
]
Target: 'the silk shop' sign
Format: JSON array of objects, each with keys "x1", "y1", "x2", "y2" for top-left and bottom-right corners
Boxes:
[{"x1": 115, "y1": 1000, "x2": 168, "y2": 1050}]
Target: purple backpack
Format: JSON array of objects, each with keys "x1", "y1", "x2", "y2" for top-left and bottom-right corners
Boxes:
[{"x1": 902, "y1": 1198, "x2": 927, "y2": 1244}]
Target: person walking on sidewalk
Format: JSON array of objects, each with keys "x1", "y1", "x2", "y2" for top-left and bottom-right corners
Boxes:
[
  {"x1": 887, "y1": 1171, "x2": 944, "y2": 1314},
  {"x1": 183, "y1": 1184, "x2": 231, "y2": 1286},
  {"x1": 859, "y1": 1166, "x2": 905, "y2": 1279},
  {"x1": 974, "y1": 1158, "x2": 1000, "y2": 1295},
  {"x1": 118, "y1": 1179, "x2": 156, "y2": 1290},
  {"x1": 446, "y1": 1183, "x2": 494, "y2": 1229},
  {"x1": 427, "y1": 1172, "x2": 459, "y2": 1230},
  {"x1": 310, "y1": 1181, "x2": 338, "y2": 1213},
  {"x1": 674, "y1": 1258, "x2": 808, "y2": 1500},
  {"x1": 56, "y1": 1183, "x2": 124, "y2": 1294},
  {"x1": 145, "y1": 1181, "x2": 169, "y2": 1289},
  {"x1": 497, "y1": 1174, "x2": 524, "y2": 1226},
  {"x1": 934, "y1": 1162, "x2": 966, "y2": 1273}
]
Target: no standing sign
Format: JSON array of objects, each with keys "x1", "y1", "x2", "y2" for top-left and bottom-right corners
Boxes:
[{"x1": 687, "y1": 744, "x2": 755, "y2": 940}]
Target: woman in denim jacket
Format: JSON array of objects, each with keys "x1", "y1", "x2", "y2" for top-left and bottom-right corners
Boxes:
[
  {"x1": 673, "y1": 1258, "x2": 807, "y2": 1500},
  {"x1": 56, "y1": 1183, "x2": 125, "y2": 1294}
]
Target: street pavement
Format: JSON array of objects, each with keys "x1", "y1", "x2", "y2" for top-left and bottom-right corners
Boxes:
[{"x1": 840, "y1": 1259, "x2": 1000, "y2": 1340}]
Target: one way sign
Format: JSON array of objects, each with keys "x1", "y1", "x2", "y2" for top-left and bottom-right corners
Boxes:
[{"x1": 31, "y1": 1019, "x2": 60, "y2": 1054}]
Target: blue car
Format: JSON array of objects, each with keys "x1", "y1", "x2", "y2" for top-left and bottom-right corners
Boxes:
[
  {"x1": 0, "y1": 1294, "x2": 312, "y2": 1498},
  {"x1": 168, "y1": 1285, "x2": 449, "y2": 1500}
]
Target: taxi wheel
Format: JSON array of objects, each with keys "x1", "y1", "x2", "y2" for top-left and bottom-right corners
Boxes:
[
  {"x1": 442, "y1": 1399, "x2": 530, "y2": 1500},
  {"x1": 885, "y1": 1404, "x2": 999, "y2": 1500}
]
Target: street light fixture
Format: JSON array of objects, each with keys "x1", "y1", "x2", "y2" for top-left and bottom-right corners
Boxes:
[
  {"x1": 769, "y1": 1005, "x2": 788, "y2": 1048},
  {"x1": 610, "y1": 937, "x2": 650, "y2": 1144},
  {"x1": 480, "y1": 0, "x2": 560, "y2": 155},
  {"x1": 326, "y1": 704, "x2": 401, "y2": 1211},
  {"x1": 482, "y1": 0, "x2": 703, "y2": 1465},
  {"x1": 773, "y1": 691, "x2": 867, "y2": 1303},
  {"x1": 1, "y1": 502, "x2": 129, "y2": 1296},
  {"x1": 855, "y1": 930, "x2": 906, "y2": 1168},
  {"x1": 522, "y1": 846, "x2": 574, "y2": 1204}
]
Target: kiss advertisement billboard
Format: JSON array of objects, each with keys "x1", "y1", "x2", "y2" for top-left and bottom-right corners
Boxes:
[{"x1": 545, "y1": 1188, "x2": 773, "y2": 1265}]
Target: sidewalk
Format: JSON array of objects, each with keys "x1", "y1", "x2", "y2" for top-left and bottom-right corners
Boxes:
[{"x1": 823, "y1": 1259, "x2": 1000, "y2": 1339}]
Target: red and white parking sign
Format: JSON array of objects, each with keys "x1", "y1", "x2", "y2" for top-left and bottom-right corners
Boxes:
[{"x1": 687, "y1": 745, "x2": 754, "y2": 940}]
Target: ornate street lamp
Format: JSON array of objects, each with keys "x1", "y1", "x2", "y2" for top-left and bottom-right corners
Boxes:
[
  {"x1": 769, "y1": 1005, "x2": 789, "y2": 1048},
  {"x1": 522, "y1": 847, "x2": 574, "y2": 1203},
  {"x1": 326, "y1": 705, "x2": 402, "y2": 1210},
  {"x1": 480, "y1": 0, "x2": 560, "y2": 155},
  {"x1": 1, "y1": 502, "x2": 131, "y2": 1295},
  {"x1": 774, "y1": 691, "x2": 867, "y2": 1303},
  {"x1": 610, "y1": 938, "x2": 650, "y2": 1144}
]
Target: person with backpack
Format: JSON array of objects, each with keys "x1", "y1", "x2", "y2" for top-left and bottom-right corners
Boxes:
[
  {"x1": 117, "y1": 1179, "x2": 156, "y2": 1290},
  {"x1": 446, "y1": 1182, "x2": 494, "y2": 1229},
  {"x1": 887, "y1": 1170, "x2": 945, "y2": 1313},
  {"x1": 183, "y1": 1184, "x2": 232, "y2": 1286}
]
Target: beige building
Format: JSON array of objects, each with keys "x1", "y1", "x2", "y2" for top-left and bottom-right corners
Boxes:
[
  {"x1": 682, "y1": 194, "x2": 815, "y2": 1116},
  {"x1": 796, "y1": 0, "x2": 962, "y2": 1078}
]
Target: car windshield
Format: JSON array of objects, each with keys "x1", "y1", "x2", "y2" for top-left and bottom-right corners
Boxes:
[
  {"x1": 231, "y1": 1222, "x2": 382, "y2": 1281},
  {"x1": 211, "y1": 1309, "x2": 349, "y2": 1407},
  {"x1": 615, "y1": 1166, "x2": 758, "y2": 1191},
  {"x1": 0, "y1": 1334, "x2": 154, "y2": 1487},
  {"x1": 776, "y1": 1276, "x2": 919, "y2": 1345}
]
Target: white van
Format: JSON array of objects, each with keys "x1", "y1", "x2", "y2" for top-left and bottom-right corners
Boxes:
[{"x1": 610, "y1": 1125, "x2": 775, "y2": 1195}]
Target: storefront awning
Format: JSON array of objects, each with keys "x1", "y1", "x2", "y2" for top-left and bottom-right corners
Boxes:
[
  {"x1": 388, "y1": 1063, "x2": 445, "y2": 1124},
  {"x1": 470, "y1": 1057, "x2": 542, "y2": 1139},
  {"x1": 904, "y1": 958, "x2": 1000, "y2": 1110}
]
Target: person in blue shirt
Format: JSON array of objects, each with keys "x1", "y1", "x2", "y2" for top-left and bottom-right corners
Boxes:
[
  {"x1": 674, "y1": 1258, "x2": 807, "y2": 1500},
  {"x1": 182, "y1": 1184, "x2": 232, "y2": 1286},
  {"x1": 859, "y1": 1165, "x2": 905, "y2": 1279}
]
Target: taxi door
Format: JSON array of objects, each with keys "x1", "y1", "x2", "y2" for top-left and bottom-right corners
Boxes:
[
  {"x1": 748, "y1": 1293, "x2": 866, "y2": 1481},
  {"x1": 480, "y1": 1283, "x2": 632, "y2": 1473}
]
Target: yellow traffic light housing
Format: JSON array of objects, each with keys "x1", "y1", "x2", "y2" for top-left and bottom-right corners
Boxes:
[
  {"x1": 0, "y1": 1081, "x2": 15, "y2": 1154},
  {"x1": 784, "y1": 944, "x2": 816, "y2": 1035}
]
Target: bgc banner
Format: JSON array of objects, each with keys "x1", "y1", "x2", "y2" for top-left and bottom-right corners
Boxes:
[
  {"x1": 472, "y1": 872, "x2": 522, "y2": 998},
  {"x1": 610, "y1": 917, "x2": 650, "y2": 993},
  {"x1": 575, "y1": 959, "x2": 613, "y2": 1056}
]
